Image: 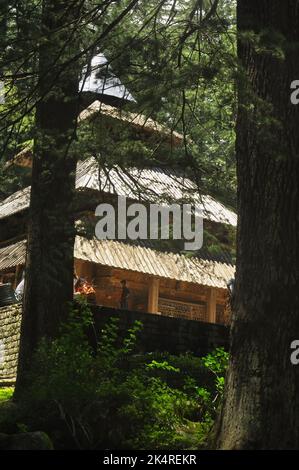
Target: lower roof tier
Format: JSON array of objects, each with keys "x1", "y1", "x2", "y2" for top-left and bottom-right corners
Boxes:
[{"x1": 0, "y1": 236, "x2": 235, "y2": 290}]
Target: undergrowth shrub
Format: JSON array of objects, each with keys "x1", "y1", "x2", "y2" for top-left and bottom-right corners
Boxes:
[{"x1": 9, "y1": 301, "x2": 228, "y2": 449}]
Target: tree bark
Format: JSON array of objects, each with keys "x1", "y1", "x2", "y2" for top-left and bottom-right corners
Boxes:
[
  {"x1": 0, "y1": 1, "x2": 8, "y2": 41},
  {"x1": 216, "y1": 1, "x2": 299, "y2": 449},
  {"x1": 15, "y1": 1, "x2": 83, "y2": 393}
]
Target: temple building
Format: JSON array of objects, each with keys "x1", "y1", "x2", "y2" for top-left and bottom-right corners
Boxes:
[{"x1": 0, "y1": 55, "x2": 236, "y2": 326}]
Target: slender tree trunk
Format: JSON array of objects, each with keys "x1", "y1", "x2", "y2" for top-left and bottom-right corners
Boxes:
[
  {"x1": 15, "y1": 1, "x2": 83, "y2": 393},
  {"x1": 216, "y1": 1, "x2": 299, "y2": 449},
  {"x1": 0, "y1": 1, "x2": 8, "y2": 40}
]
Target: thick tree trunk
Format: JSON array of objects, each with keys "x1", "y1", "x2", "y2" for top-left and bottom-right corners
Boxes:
[
  {"x1": 15, "y1": 1, "x2": 82, "y2": 393},
  {"x1": 216, "y1": 1, "x2": 299, "y2": 449}
]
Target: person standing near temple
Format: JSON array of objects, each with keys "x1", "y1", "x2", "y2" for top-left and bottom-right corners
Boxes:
[{"x1": 120, "y1": 280, "x2": 130, "y2": 309}]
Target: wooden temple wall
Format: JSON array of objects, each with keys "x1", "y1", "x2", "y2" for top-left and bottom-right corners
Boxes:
[
  {"x1": 74, "y1": 260, "x2": 230, "y2": 325},
  {"x1": 0, "y1": 260, "x2": 230, "y2": 325}
]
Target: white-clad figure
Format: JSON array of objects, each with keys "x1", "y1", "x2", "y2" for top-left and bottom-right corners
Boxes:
[{"x1": 15, "y1": 272, "x2": 25, "y2": 301}]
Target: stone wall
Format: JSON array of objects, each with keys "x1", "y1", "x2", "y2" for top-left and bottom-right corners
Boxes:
[
  {"x1": 91, "y1": 306, "x2": 229, "y2": 356},
  {"x1": 0, "y1": 303, "x2": 22, "y2": 385},
  {"x1": 0, "y1": 303, "x2": 229, "y2": 385}
]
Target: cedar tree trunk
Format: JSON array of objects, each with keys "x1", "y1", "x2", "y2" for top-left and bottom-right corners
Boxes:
[
  {"x1": 216, "y1": 0, "x2": 299, "y2": 449},
  {"x1": 15, "y1": 1, "x2": 83, "y2": 393}
]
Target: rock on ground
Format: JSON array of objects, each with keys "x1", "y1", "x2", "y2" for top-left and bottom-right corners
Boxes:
[{"x1": 0, "y1": 431, "x2": 53, "y2": 450}]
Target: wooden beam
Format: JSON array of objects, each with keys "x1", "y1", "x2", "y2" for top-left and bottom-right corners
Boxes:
[
  {"x1": 207, "y1": 287, "x2": 217, "y2": 323},
  {"x1": 147, "y1": 277, "x2": 160, "y2": 314}
]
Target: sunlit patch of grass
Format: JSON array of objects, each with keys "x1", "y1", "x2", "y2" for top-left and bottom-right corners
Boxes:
[{"x1": 0, "y1": 387, "x2": 14, "y2": 402}]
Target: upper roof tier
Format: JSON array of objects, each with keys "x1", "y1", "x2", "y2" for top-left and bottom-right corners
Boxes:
[
  {"x1": 0, "y1": 157, "x2": 237, "y2": 227},
  {"x1": 6, "y1": 100, "x2": 184, "y2": 170}
]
